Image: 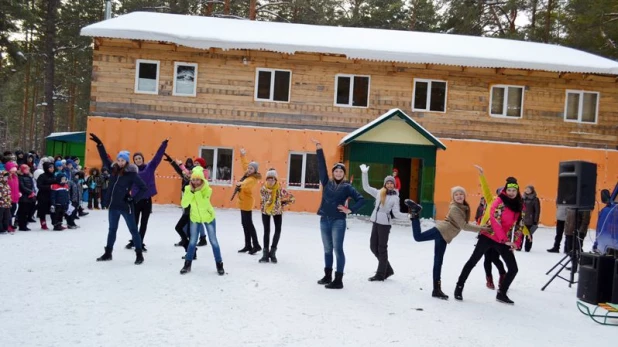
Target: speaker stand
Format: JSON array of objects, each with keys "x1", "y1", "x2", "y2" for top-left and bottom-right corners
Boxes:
[{"x1": 541, "y1": 208, "x2": 581, "y2": 291}]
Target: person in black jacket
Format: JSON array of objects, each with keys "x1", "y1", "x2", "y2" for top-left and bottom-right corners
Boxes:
[
  {"x1": 36, "y1": 162, "x2": 56, "y2": 230},
  {"x1": 90, "y1": 134, "x2": 148, "y2": 265},
  {"x1": 17, "y1": 164, "x2": 37, "y2": 231},
  {"x1": 311, "y1": 139, "x2": 365, "y2": 289},
  {"x1": 50, "y1": 174, "x2": 74, "y2": 230},
  {"x1": 522, "y1": 185, "x2": 541, "y2": 252}
]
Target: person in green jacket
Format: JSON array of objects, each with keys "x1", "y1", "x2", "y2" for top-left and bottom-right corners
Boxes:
[{"x1": 180, "y1": 166, "x2": 224, "y2": 275}]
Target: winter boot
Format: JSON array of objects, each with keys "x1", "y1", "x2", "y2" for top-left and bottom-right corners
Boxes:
[
  {"x1": 249, "y1": 244, "x2": 262, "y2": 255},
  {"x1": 96, "y1": 247, "x2": 113, "y2": 261},
  {"x1": 182, "y1": 253, "x2": 197, "y2": 260},
  {"x1": 197, "y1": 236, "x2": 207, "y2": 247},
  {"x1": 385, "y1": 263, "x2": 395, "y2": 279},
  {"x1": 317, "y1": 267, "x2": 333, "y2": 285},
  {"x1": 404, "y1": 199, "x2": 423, "y2": 219},
  {"x1": 125, "y1": 240, "x2": 134, "y2": 249},
  {"x1": 53, "y1": 223, "x2": 64, "y2": 231},
  {"x1": 432, "y1": 281, "x2": 449, "y2": 300},
  {"x1": 142, "y1": 244, "x2": 148, "y2": 252},
  {"x1": 238, "y1": 245, "x2": 252, "y2": 253},
  {"x1": 259, "y1": 248, "x2": 270, "y2": 263},
  {"x1": 180, "y1": 260, "x2": 192, "y2": 274},
  {"x1": 368, "y1": 273, "x2": 386, "y2": 282},
  {"x1": 325, "y1": 272, "x2": 344, "y2": 289},
  {"x1": 269, "y1": 247, "x2": 278, "y2": 264},
  {"x1": 174, "y1": 240, "x2": 184, "y2": 247},
  {"x1": 486, "y1": 276, "x2": 495, "y2": 290},
  {"x1": 134, "y1": 250, "x2": 144, "y2": 265},
  {"x1": 496, "y1": 290, "x2": 514, "y2": 305},
  {"x1": 454, "y1": 284, "x2": 464, "y2": 301},
  {"x1": 216, "y1": 262, "x2": 225, "y2": 275},
  {"x1": 547, "y1": 246, "x2": 559, "y2": 253},
  {"x1": 78, "y1": 208, "x2": 89, "y2": 217},
  {"x1": 40, "y1": 219, "x2": 49, "y2": 230}
]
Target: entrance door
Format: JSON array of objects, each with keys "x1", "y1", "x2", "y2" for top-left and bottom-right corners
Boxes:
[{"x1": 393, "y1": 158, "x2": 422, "y2": 213}]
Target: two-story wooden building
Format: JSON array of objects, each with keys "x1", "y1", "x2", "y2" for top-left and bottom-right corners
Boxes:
[{"x1": 81, "y1": 12, "x2": 618, "y2": 226}]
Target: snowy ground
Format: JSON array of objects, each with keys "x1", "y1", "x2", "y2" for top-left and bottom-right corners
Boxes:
[{"x1": 0, "y1": 205, "x2": 614, "y2": 347}]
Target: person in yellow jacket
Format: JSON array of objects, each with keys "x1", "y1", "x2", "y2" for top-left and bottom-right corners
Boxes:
[
  {"x1": 236, "y1": 148, "x2": 262, "y2": 255},
  {"x1": 180, "y1": 166, "x2": 224, "y2": 275}
]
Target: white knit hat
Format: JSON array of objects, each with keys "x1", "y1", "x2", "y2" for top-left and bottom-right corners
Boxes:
[
  {"x1": 266, "y1": 168, "x2": 278, "y2": 179},
  {"x1": 451, "y1": 186, "x2": 467, "y2": 199}
]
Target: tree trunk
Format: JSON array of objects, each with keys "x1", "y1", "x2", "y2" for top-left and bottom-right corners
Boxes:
[
  {"x1": 250, "y1": 0, "x2": 257, "y2": 20},
  {"x1": 30, "y1": 62, "x2": 39, "y2": 151},
  {"x1": 531, "y1": 0, "x2": 538, "y2": 30},
  {"x1": 42, "y1": 0, "x2": 59, "y2": 153},
  {"x1": 544, "y1": 0, "x2": 553, "y2": 43},
  {"x1": 224, "y1": 0, "x2": 230, "y2": 15},
  {"x1": 21, "y1": 30, "x2": 30, "y2": 149},
  {"x1": 68, "y1": 57, "x2": 77, "y2": 131},
  {"x1": 410, "y1": 0, "x2": 418, "y2": 31}
]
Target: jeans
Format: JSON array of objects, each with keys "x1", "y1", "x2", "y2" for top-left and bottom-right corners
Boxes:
[
  {"x1": 262, "y1": 214, "x2": 282, "y2": 250},
  {"x1": 370, "y1": 222, "x2": 392, "y2": 276},
  {"x1": 483, "y1": 248, "x2": 506, "y2": 277},
  {"x1": 107, "y1": 209, "x2": 142, "y2": 251},
  {"x1": 457, "y1": 234, "x2": 519, "y2": 293},
  {"x1": 186, "y1": 220, "x2": 222, "y2": 263},
  {"x1": 412, "y1": 218, "x2": 447, "y2": 282},
  {"x1": 320, "y1": 217, "x2": 346, "y2": 273}
]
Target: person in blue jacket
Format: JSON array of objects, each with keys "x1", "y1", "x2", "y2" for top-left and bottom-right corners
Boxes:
[
  {"x1": 91, "y1": 139, "x2": 148, "y2": 265},
  {"x1": 311, "y1": 139, "x2": 365, "y2": 289}
]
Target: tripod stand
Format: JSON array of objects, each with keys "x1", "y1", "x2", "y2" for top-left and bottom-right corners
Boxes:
[{"x1": 541, "y1": 207, "x2": 584, "y2": 291}]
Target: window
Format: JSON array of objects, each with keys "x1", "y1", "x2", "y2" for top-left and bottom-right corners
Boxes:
[
  {"x1": 134, "y1": 59, "x2": 160, "y2": 94},
  {"x1": 199, "y1": 147, "x2": 234, "y2": 185},
  {"x1": 254, "y1": 68, "x2": 291, "y2": 102},
  {"x1": 412, "y1": 79, "x2": 447, "y2": 112},
  {"x1": 490, "y1": 85, "x2": 524, "y2": 118},
  {"x1": 334, "y1": 74, "x2": 370, "y2": 107},
  {"x1": 564, "y1": 90, "x2": 599, "y2": 124},
  {"x1": 173, "y1": 62, "x2": 198, "y2": 97},
  {"x1": 288, "y1": 152, "x2": 320, "y2": 190}
]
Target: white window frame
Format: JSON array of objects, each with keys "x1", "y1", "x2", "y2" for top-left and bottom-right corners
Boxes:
[
  {"x1": 198, "y1": 146, "x2": 234, "y2": 186},
  {"x1": 563, "y1": 90, "x2": 600, "y2": 124},
  {"x1": 489, "y1": 85, "x2": 525, "y2": 119},
  {"x1": 287, "y1": 152, "x2": 320, "y2": 191},
  {"x1": 412, "y1": 78, "x2": 448, "y2": 113},
  {"x1": 172, "y1": 62, "x2": 198, "y2": 97},
  {"x1": 333, "y1": 74, "x2": 371, "y2": 108},
  {"x1": 254, "y1": 68, "x2": 292, "y2": 103},
  {"x1": 134, "y1": 59, "x2": 160, "y2": 95}
]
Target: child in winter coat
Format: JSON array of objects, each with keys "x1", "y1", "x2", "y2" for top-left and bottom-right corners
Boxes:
[
  {"x1": 50, "y1": 174, "x2": 76, "y2": 230},
  {"x1": 180, "y1": 166, "x2": 224, "y2": 275},
  {"x1": 360, "y1": 164, "x2": 408, "y2": 281},
  {"x1": 5, "y1": 162, "x2": 20, "y2": 230},
  {"x1": 454, "y1": 176, "x2": 525, "y2": 305},
  {"x1": 87, "y1": 168, "x2": 103, "y2": 210},
  {"x1": 259, "y1": 168, "x2": 295, "y2": 264},
  {"x1": 0, "y1": 171, "x2": 12, "y2": 234},
  {"x1": 17, "y1": 164, "x2": 36, "y2": 231},
  {"x1": 100, "y1": 167, "x2": 110, "y2": 209},
  {"x1": 406, "y1": 186, "x2": 485, "y2": 300},
  {"x1": 235, "y1": 148, "x2": 262, "y2": 254},
  {"x1": 522, "y1": 185, "x2": 541, "y2": 252},
  {"x1": 36, "y1": 162, "x2": 57, "y2": 230},
  {"x1": 73, "y1": 171, "x2": 89, "y2": 217}
]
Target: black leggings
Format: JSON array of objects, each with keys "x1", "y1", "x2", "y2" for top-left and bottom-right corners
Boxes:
[
  {"x1": 134, "y1": 197, "x2": 152, "y2": 242},
  {"x1": 261, "y1": 214, "x2": 282, "y2": 250},
  {"x1": 483, "y1": 248, "x2": 506, "y2": 278},
  {"x1": 175, "y1": 212, "x2": 190, "y2": 246},
  {"x1": 241, "y1": 210, "x2": 260, "y2": 248},
  {"x1": 458, "y1": 235, "x2": 518, "y2": 293}
]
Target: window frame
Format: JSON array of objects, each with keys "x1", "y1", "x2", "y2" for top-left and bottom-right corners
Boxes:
[
  {"x1": 287, "y1": 151, "x2": 320, "y2": 191},
  {"x1": 489, "y1": 84, "x2": 525, "y2": 119},
  {"x1": 411, "y1": 78, "x2": 448, "y2": 113},
  {"x1": 134, "y1": 59, "x2": 160, "y2": 95},
  {"x1": 198, "y1": 146, "x2": 234, "y2": 187},
  {"x1": 253, "y1": 68, "x2": 292, "y2": 103},
  {"x1": 563, "y1": 90, "x2": 600, "y2": 124},
  {"x1": 333, "y1": 73, "x2": 371, "y2": 108},
  {"x1": 172, "y1": 62, "x2": 198, "y2": 97}
]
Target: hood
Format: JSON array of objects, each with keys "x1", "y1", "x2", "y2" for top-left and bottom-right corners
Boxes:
[
  {"x1": 112, "y1": 162, "x2": 139, "y2": 173},
  {"x1": 524, "y1": 191, "x2": 537, "y2": 200},
  {"x1": 42, "y1": 162, "x2": 54, "y2": 173}
]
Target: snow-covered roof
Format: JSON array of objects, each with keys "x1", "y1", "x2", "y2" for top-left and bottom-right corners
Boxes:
[
  {"x1": 80, "y1": 12, "x2": 618, "y2": 75},
  {"x1": 339, "y1": 108, "x2": 446, "y2": 150}
]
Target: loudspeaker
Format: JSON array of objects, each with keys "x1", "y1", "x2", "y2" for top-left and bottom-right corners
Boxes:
[
  {"x1": 557, "y1": 161, "x2": 597, "y2": 210},
  {"x1": 577, "y1": 253, "x2": 615, "y2": 305},
  {"x1": 612, "y1": 259, "x2": 618, "y2": 304}
]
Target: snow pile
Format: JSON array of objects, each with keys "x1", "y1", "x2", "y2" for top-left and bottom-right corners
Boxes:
[{"x1": 0, "y1": 205, "x2": 613, "y2": 346}]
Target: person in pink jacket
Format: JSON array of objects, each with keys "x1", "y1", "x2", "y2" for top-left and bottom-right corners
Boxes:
[
  {"x1": 5, "y1": 162, "x2": 20, "y2": 230},
  {"x1": 453, "y1": 176, "x2": 525, "y2": 305}
]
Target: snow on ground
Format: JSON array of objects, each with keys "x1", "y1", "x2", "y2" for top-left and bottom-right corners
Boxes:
[{"x1": 0, "y1": 205, "x2": 613, "y2": 347}]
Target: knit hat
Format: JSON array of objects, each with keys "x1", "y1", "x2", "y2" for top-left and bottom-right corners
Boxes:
[
  {"x1": 20, "y1": 164, "x2": 30, "y2": 173},
  {"x1": 66, "y1": 159, "x2": 75, "y2": 167},
  {"x1": 133, "y1": 152, "x2": 144, "y2": 161},
  {"x1": 117, "y1": 151, "x2": 130, "y2": 163},
  {"x1": 55, "y1": 160, "x2": 63, "y2": 168},
  {"x1": 191, "y1": 166, "x2": 205, "y2": 180},
  {"x1": 249, "y1": 161, "x2": 259, "y2": 173},
  {"x1": 266, "y1": 168, "x2": 278, "y2": 180},
  {"x1": 505, "y1": 177, "x2": 519, "y2": 190},
  {"x1": 332, "y1": 162, "x2": 346, "y2": 174},
  {"x1": 61, "y1": 159, "x2": 66, "y2": 165},
  {"x1": 451, "y1": 186, "x2": 467, "y2": 199},
  {"x1": 56, "y1": 173, "x2": 67, "y2": 183},
  {"x1": 194, "y1": 157, "x2": 206, "y2": 168},
  {"x1": 5, "y1": 162, "x2": 17, "y2": 172},
  {"x1": 384, "y1": 176, "x2": 395, "y2": 186}
]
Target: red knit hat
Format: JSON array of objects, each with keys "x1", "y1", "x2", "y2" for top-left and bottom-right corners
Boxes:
[
  {"x1": 194, "y1": 157, "x2": 206, "y2": 168},
  {"x1": 20, "y1": 164, "x2": 30, "y2": 173}
]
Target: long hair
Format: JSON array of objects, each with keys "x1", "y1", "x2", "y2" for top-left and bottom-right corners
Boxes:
[{"x1": 379, "y1": 188, "x2": 387, "y2": 206}]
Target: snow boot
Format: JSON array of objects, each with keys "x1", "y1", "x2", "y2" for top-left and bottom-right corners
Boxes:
[
  {"x1": 96, "y1": 247, "x2": 113, "y2": 261},
  {"x1": 238, "y1": 245, "x2": 251, "y2": 253},
  {"x1": 249, "y1": 244, "x2": 262, "y2": 255},
  {"x1": 496, "y1": 290, "x2": 514, "y2": 305},
  {"x1": 317, "y1": 267, "x2": 333, "y2": 285},
  {"x1": 216, "y1": 262, "x2": 225, "y2": 275},
  {"x1": 269, "y1": 247, "x2": 278, "y2": 264},
  {"x1": 404, "y1": 199, "x2": 423, "y2": 219},
  {"x1": 40, "y1": 219, "x2": 49, "y2": 230},
  {"x1": 67, "y1": 225, "x2": 78, "y2": 230},
  {"x1": 134, "y1": 250, "x2": 144, "y2": 265},
  {"x1": 142, "y1": 244, "x2": 148, "y2": 252},
  {"x1": 174, "y1": 240, "x2": 184, "y2": 247},
  {"x1": 385, "y1": 263, "x2": 394, "y2": 279},
  {"x1": 259, "y1": 248, "x2": 270, "y2": 263},
  {"x1": 125, "y1": 240, "x2": 134, "y2": 249},
  {"x1": 454, "y1": 284, "x2": 464, "y2": 301},
  {"x1": 368, "y1": 273, "x2": 386, "y2": 282},
  {"x1": 432, "y1": 281, "x2": 449, "y2": 300},
  {"x1": 180, "y1": 260, "x2": 192, "y2": 275},
  {"x1": 197, "y1": 236, "x2": 207, "y2": 247},
  {"x1": 486, "y1": 276, "x2": 495, "y2": 290},
  {"x1": 53, "y1": 223, "x2": 64, "y2": 231},
  {"x1": 325, "y1": 272, "x2": 344, "y2": 289},
  {"x1": 547, "y1": 246, "x2": 559, "y2": 253}
]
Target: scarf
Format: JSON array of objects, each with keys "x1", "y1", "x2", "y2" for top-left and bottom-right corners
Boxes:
[
  {"x1": 263, "y1": 180, "x2": 281, "y2": 215},
  {"x1": 499, "y1": 191, "x2": 523, "y2": 213}
]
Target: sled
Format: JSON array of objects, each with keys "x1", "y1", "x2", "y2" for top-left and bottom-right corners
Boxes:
[{"x1": 576, "y1": 300, "x2": 618, "y2": 326}]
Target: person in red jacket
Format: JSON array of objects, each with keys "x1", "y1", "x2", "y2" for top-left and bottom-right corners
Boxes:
[{"x1": 392, "y1": 168, "x2": 401, "y2": 191}]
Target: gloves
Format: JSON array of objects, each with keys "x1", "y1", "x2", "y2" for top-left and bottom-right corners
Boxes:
[
  {"x1": 50, "y1": 206, "x2": 55, "y2": 213},
  {"x1": 359, "y1": 164, "x2": 369, "y2": 173},
  {"x1": 240, "y1": 148, "x2": 246, "y2": 156},
  {"x1": 164, "y1": 153, "x2": 173, "y2": 163},
  {"x1": 28, "y1": 192, "x2": 36, "y2": 198},
  {"x1": 89, "y1": 133, "x2": 102, "y2": 146}
]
